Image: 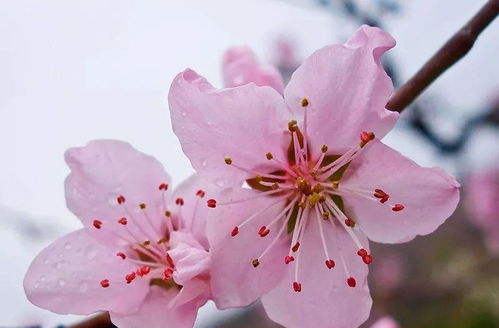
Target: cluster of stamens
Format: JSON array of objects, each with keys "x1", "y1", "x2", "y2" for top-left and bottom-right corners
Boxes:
[
  {"x1": 207, "y1": 98, "x2": 406, "y2": 293},
  {"x1": 92, "y1": 183, "x2": 206, "y2": 289}
]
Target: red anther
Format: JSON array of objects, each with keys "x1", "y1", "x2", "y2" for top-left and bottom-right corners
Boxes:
[
  {"x1": 258, "y1": 226, "x2": 270, "y2": 237},
  {"x1": 291, "y1": 242, "x2": 300, "y2": 252},
  {"x1": 100, "y1": 279, "x2": 110, "y2": 288},
  {"x1": 117, "y1": 217, "x2": 128, "y2": 225},
  {"x1": 293, "y1": 281, "x2": 302, "y2": 292},
  {"x1": 347, "y1": 277, "x2": 356, "y2": 287},
  {"x1": 163, "y1": 268, "x2": 174, "y2": 281},
  {"x1": 196, "y1": 189, "x2": 205, "y2": 198},
  {"x1": 357, "y1": 248, "x2": 368, "y2": 257},
  {"x1": 360, "y1": 131, "x2": 375, "y2": 143},
  {"x1": 362, "y1": 255, "x2": 373, "y2": 265},
  {"x1": 325, "y1": 259, "x2": 335, "y2": 269},
  {"x1": 380, "y1": 195, "x2": 389, "y2": 204},
  {"x1": 138, "y1": 266, "x2": 151, "y2": 276},
  {"x1": 207, "y1": 199, "x2": 217, "y2": 208},
  {"x1": 231, "y1": 226, "x2": 239, "y2": 237},
  {"x1": 373, "y1": 189, "x2": 388, "y2": 198},
  {"x1": 125, "y1": 272, "x2": 136, "y2": 284},
  {"x1": 392, "y1": 204, "x2": 405, "y2": 211},
  {"x1": 166, "y1": 253, "x2": 175, "y2": 268},
  {"x1": 116, "y1": 252, "x2": 126, "y2": 260},
  {"x1": 117, "y1": 195, "x2": 126, "y2": 204},
  {"x1": 93, "y1": 219, "x2": 102, "y2": 229},
  {"x1": 158, "y1": 183, "x2": 169, "y2": 191},
  {"x1": 175, "y1": 198, "x2": 184, "y2": 206},
  {"x1": 345, "y1": 218, "x2": 355, "y2": 227},
  {"x1": 284, "y1": 255, "x2": 295, "y2": 264}
]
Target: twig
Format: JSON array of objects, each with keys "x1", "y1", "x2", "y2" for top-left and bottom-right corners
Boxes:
[{"x1": 387, "y1": 0, "x2": 499, "y2": 112}]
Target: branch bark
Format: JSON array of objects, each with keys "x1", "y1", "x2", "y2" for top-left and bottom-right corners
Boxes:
[{"x1": 387, "y1": 0, "x2": 498, "y2": 113}]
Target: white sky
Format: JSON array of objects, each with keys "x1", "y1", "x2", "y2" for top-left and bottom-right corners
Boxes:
[{"x1": 0, "y1": 0, "x2": 497, "y2": 326}]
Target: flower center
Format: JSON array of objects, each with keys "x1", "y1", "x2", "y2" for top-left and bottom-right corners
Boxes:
[
  {"x1": 207, "y1": 99, "x2": 405, "y2": 292},
  {"x1": 91, "y1": 184, "x2": 206, "y2": 290}
]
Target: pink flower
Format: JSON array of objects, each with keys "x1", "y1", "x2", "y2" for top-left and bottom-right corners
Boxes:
[
  {"x1": 24, "y1": 140, "x2": 214, "y2": 328},
  {"x1": 465, "y1": 166, "x2": 499, "y2": 254},
  {"x1": 169, "y1": 25, "x2": 459, "y2": 328},
  {"x1": 222, "y1": 46, "x2": 284, "y2": 93},
  {"x1": 370, "y1": 316, "x2": 400, "y2": 328}
]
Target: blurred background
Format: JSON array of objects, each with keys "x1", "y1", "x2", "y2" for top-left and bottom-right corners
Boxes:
[{"x1": 0, "y1": 0, "x2": 498, "y2": 327}]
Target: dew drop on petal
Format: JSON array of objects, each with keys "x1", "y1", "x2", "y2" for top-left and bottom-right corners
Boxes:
[
  {"x1": 85, "y1": 246, "x2": 98, "y2": 260},
  {"x1": 79, "y1": 282, "x2": 89, "y2": 293}
]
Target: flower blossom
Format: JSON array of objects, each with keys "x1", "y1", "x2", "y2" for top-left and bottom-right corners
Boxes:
[
  {"x1": 465, "y1": 166, "x2": 499, "y2": 254},
  {"x1": 168, "y1": 25, "x2": 460, "y2": 328},
  {"x1": 24, "y1": 140, "x2": 214, "y2": 327},
  {"x1": 370, "y1": 316, "x2": 400, "y2": 328}
]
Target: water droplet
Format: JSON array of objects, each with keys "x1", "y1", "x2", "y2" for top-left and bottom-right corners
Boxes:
[
  {"x1": 79, "y1": 282, "x2": 89, "y2": 293},
  {"x1": 64, "y1": 242, "x2": 72, "y2": 250},
  {"x1": 181, "y1": 111, "x2": 187, "y2": 117},
  {"x1": 85, "y1": 246, "x2": 98, "y2": 260},
  {"x1": 58, "y1": 279, "x2": 66, "y2": 287},
  {"x1": 215, "y1": 179, "x2": 225, "y2": 188},
  {"x1": 201, "y1": 160, "x2": 208, "y2": 167}
]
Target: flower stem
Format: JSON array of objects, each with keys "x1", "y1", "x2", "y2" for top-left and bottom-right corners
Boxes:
[{"x1": 387, "y1": 0, "x2": 499, "y2": 113}]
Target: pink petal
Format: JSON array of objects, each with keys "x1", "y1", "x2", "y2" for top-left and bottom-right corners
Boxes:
[
  {"x1": 168, "y1": 232, "x2": 211, "y2": 285},
  {"x1": 222, "y1": 46, "x2": 284, "y2": 94},
  {"x1": 64, "y1": 140, "x2": 171, "y2": 245},
  {"x1": 284, "y1": 25, "x2": 399, "y2": 157},
  {"x1": 110, "y1": 286, "x2": 201, "y2": 328},
  {"x1": 207, "y1": 187, "x2": 289, "y2": 308},
  {"x1": 342, "y1": 140, "x2": 460, "y2": 243},
  {"x1": 261, "y1": 217, "x2": 372, "y2": 328},
  {"x1": 171, "y1": 174, "x2": 219, "y2": 248},
  {"x1": 24, "y1": 229, "x2": 149, "y2": 315},
  {"x1": 169, "y1": 278, "x2": 211, "y2": 308},
  {"x1": 168, "y1": 69, "x2": 292, "y2": 188}
]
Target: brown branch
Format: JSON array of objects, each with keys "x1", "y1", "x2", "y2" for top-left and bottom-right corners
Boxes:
[{"x1": 387, "y1": 0, "x2": 499, "y2": 113}]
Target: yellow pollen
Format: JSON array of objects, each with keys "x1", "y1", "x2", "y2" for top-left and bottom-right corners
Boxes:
[
  {"x1": 143, "y1": 240, "x2": 151, "y2": 246},
  {"x1": 139, "y1": 203, "x2": 147, "y2": 209},
  {"x1": 298, "y1": 201, "x2": 306, "y2": 209},
  {"x1": 224, "y1": 157, "x2": 232, "y2": 165},
  {"x1": 321, "y1": 145, "x2": 328, "y2": 153},
  {"x1": 300, "y1": 98, "x2": 309, "y2": 107},
  {"x1": 312, "y1": 183, "x2": 324, "y2": 193},
  {"x1": 307, "y1": 192, "x2": 322, "y2": 207},
  {"x1": 255, "y1": 175, "x2": 263, "y2": 183},
  {"x1": 157, "y1": 237, "x2": 167, "y2": 244},
  {"x1": 331, "y1": 181, "x2": 340, "y2": 189},
  {"x1": 322, "y1": 211, "x2": 330, "y2": 220},
  {"x1": 164, "y1": 210, "x2": 171, "y2": 217},
  {"x1": 266, "y1": 152, "x2": 273, "y2": 160}
]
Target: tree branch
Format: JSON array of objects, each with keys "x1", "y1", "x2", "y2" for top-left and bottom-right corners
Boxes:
[{"x1": 387, "y1": 0, "x2": 498, "y2": 113}]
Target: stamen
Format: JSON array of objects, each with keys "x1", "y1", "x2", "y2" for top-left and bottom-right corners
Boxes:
[
  {"x1": 224, "y1": 157, "x2": 233, "y2": 165},
  {"x1": 93, "y1": 219, "x2": 102, "y2": 229},
  {"x1": 207, "y1": 199, "x2": 217, "y2": 208},
  {"x1": 117, "y1": 195, "x2": 126, "y2": 204},
  {"x1": 158, "y1": 183, "x2": 169, "y2": 191},
  {"x1": 292, "y1": 242, "x2": 300, "y2": 252},
  {"x1": 359, "y1": 131, "x2": 375, "y2": 147},
  {"x1": 347, "y1": 277, "x2": 356, "y2": 287},
  {"x1": 116, "y1": 252, "x2": 126, "y2": 260},
  {"x1": 100, "y1": 279, "x2": 110, "y2": 288},
  {"x1": 163, "y1": 268, "x2": 174, "y2": 281},
  {"x1": 315, "y1": 206, "x2": 335, "y2": 270},
  {"x1": 231, "y1": 226, "x2": 239, "y2": 237},
  {"x1": 285, "y1": 255, "x2": 295, "y2": 264},
  {"x1": 117, "y1": 217, "x2": 128, "y2": 225},
  {"x1": 125, "y1": 272, "x2": 136, "y2": 284},
  {"x1": 252, "y1": 259, "x2": 260, "y2": 268},
  {"x1": 175, "y1": 198, "x2": 184, "y2": 206},
  {"x1": 293, "y1": 281, "x2": 302, "y2": 292},
  {"x1": 196, "y1": 190, "x2": 205, "y2": 198},
  {"x1": 258, "y1": 226, "x2": 270, "y2": 237},
  {"x1": 392, "y1": 204, "x2": 405, "y2": 211},
  {"x1": 216, "y1": 189, "x2": 290, "y2": 206},
  {"x1": 266, "y1": 152, "x2": 273, "y2": 160},
  {"x1": 300, "y1": 98, "x2": 309, "y2": 107}
]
